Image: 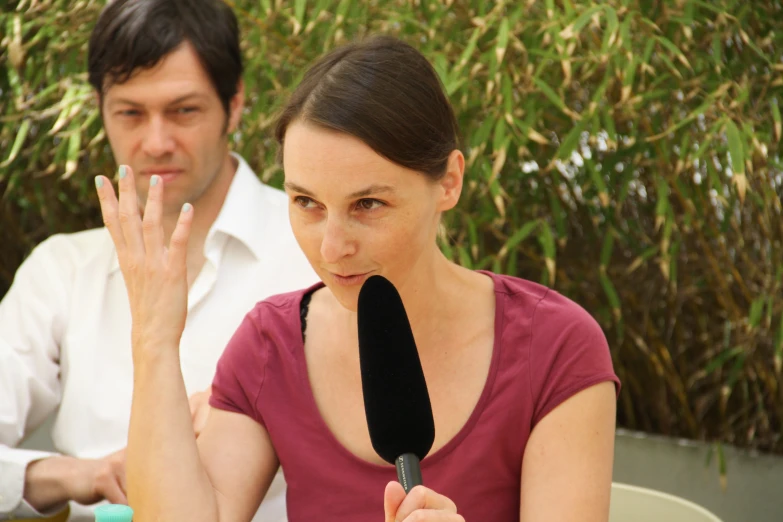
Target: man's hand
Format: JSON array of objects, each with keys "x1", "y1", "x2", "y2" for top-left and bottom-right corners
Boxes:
[
  {"x1": 188, "y1": 386, "x2": 212, "y2": 437},
  {"x1": 24, "y1": 386, "x2": 210, "y2": 514},
  {"x1": 24, "y1": 449, "x2": 127, "y2": 512}
]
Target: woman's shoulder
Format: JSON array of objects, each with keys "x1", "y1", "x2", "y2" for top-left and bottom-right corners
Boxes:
[
  {"x1": 244, "y1": 281, "x2": 324, "y2": 329},
  {"x1": 482, "y1": 271, "x2": 599, "y2": 332},
  {"x1": 480, "y1": 272, "x2": 619, "y2": 423}
]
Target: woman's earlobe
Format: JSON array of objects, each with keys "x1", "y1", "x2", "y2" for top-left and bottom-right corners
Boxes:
[{"x1": 438, "y1": 151, "x2": 465, "y2": 211}]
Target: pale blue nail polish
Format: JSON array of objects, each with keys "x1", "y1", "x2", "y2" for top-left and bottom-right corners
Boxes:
[
  {"x1": 182, "y1": 203, "x2": 192, "y2": 213},
  {"x1": 119, "y1": 165, "x2": 127, "y2": 179},
  {"x1": 95, "y1": 176, "x2": 103, "y2": 189},
  {"x1": 150, "y1": 175, "x2": 159, "y2": 187}
]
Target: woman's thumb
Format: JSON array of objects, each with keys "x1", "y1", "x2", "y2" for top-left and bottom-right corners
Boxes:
[{"x1": 383, "y1": 480, "x2": 407, "y2": 522}]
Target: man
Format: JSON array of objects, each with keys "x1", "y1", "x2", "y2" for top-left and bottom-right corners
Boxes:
[{"x1": 0, "y1": 1, "x2": 317, "y2": 521}]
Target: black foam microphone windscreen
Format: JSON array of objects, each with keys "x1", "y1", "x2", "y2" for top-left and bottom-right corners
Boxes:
[{"x1": 357, "y1": 275, "x2": 435, "y2": 493}]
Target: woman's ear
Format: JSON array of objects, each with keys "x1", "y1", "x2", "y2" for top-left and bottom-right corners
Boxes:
[{"x1": 437, "y1": 149, "x2": 465, "y2": 212}]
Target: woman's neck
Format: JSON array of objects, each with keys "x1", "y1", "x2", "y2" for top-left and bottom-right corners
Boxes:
[{"x1": 332, "y1": 251, "x2": 486, "y2": 357}]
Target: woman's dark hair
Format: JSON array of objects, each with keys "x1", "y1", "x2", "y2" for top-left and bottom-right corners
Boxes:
[
  {"x1": 87, "y1": 0, "x2": 243, "y2": 116},
  {"x1": 274, "y1": 36, "x2": 460, "y2": 180}
]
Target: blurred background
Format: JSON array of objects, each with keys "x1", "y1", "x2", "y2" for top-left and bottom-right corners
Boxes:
[{"x1": 1, "y1": 0, "x2": 781, "y2": 520}]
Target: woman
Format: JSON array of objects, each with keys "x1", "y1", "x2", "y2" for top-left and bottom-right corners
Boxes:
[{"x1": 95, "y1": 36, "x2": 619, "y2": 522}]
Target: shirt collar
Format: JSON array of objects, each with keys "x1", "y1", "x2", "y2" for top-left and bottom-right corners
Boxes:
[
  {"x1": 208, "y1": 152, "x2": 270, "y2": 261},
  {"x1": 109, "y1": 152, "x2": 270, "y2": 273}
]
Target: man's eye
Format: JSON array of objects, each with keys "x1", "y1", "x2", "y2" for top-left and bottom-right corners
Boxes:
[
  {"x1": 118, "y1": 110, "x2": 140, "y2": 117},
  {"x1": 176, "y1": 107, "x2": 198, "y2": 114}
]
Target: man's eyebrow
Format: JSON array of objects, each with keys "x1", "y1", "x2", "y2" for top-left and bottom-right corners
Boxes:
[
  {"x1": 106, "y1": 93, "x2": 208, "y2": 108},
  {"x1": 283, "y1": 182, "x2": 395, "y2": 199}
]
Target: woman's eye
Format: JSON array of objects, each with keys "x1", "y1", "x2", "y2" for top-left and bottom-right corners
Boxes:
[
  {"x1": 176, "y1": 107, "x2": 198, "y2": 114},
  {"x1": 356, "y1": 199, "x2": 383, "y2": 211},
  {"x1": 118, "y1": 110, "x2": 140, "y2": 117},
  {"x1": 294, "y1": 196, "x2": 317, "y2": 208}
]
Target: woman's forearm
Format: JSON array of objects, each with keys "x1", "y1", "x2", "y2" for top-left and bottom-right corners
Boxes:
[{"x1": 127, "y1": 347, "x2": 218, "y2": 522}]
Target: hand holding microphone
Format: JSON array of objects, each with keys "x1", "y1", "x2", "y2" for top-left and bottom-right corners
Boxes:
[
  {"x1": 383, "y1": 481, "x2": 462, "y2": 522},
  {"x1": 358, "y1": 275, "x2": 464, "y2": 522}
]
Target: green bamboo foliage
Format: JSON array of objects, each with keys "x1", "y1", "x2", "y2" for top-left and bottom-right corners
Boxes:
[{"x1": 1, "y1": 0, "x2": 782, "y2": 454}]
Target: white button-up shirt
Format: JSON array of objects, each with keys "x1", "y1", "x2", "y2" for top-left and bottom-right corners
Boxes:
[{"x1": 0, "y1": 154, "x2": 319, "y2": 521}]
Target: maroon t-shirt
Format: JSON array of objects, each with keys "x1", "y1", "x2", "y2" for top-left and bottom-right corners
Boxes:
[{"x1": 210, "y1": 272, "x2": 620, "y2": 521}]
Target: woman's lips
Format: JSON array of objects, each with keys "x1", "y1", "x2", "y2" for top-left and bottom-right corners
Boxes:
[{"x1": 330, "y1": 271, "x2": 372, "y2": 286}]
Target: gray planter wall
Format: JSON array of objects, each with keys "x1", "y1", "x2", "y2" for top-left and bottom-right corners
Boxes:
[
  {"x1": 614, "y1": 429, "x2": 783, "y2": 522},
  {"x1": 21, "y1": 419, "x2": 783, "y2": 522}
]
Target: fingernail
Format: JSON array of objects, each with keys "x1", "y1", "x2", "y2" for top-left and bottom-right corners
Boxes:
[
  {"x1": 150, "y1": 175, "x2": 160, "y2": 187},
  {"x1": 95, "y1": 176, "x2": 103, "y2": 189},
  {"x1": 182, "y1": 202, "x2": 192, "y2": 213},
  {"x1": 119, "y1": 165, "x2": 127, "y2": 179}
]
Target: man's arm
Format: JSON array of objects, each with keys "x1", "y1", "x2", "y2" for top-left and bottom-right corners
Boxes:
[
  {"x1": 0, "y1": 238, "x2": 67, "y2": 518},
  {"x1": 0, "y1": 236, "x2": 135, "y2": 517},
  {"x1": 12, "y1": 385, "x2": 217, "y2": 516}
]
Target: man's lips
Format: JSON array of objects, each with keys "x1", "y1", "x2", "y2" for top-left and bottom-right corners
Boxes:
[{"x1": 141, "y1": 169, "x2": 183, "y2": 182}]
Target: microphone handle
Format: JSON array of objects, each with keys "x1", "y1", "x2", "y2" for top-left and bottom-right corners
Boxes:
[{"x1": 395, "y1": 453, "x2": 423, "y2": 493}]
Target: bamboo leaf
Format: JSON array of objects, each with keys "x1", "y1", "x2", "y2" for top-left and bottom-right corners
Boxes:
[
  {"x1": 601, "y1": 6, "x2": 619, "y2": 51},
  {"x1": 557, "y1": 121, "x2": 585, "y2": 160},
  {"x1": 775, "y1": 312, "x2": 783, "y2": 373},
  {"x1": 495, "y1": 18, "x2": 509, "y2": 66},
  {"x1": 704, "y1": 347, "x2": 743, "y2": 375},
  {"x1": 600, "y1": 228, "x2": 615, "y2": 268},
  {"x1": 716, "y1": 443, "x2": 728, "y2": 491},
  {"x1": 532, "y1": 77, "x2": 566, "y2": 112},
  {"x1": 63, "y1": 128, "x2": 81, "y2": 179},
  {"x1": 498, "y1": 220, "x2": 539, "y2": 258},
  {"x1": 294, "y1": 0, "x2": 306, "y2": 26},
  {"x1": 656, "y1": 35, "x2": 692, "y2": 69},
  {"x1": 538, "y1": 223, "x2": 556, "y2": 261},
  {"x1": 457, "y1": 246, "x2": 473, "y2": 269},
  {"x1": 748, "y1": 298, "x2": 765, "y2": 329},
  {"x1": 1, "y1": 118, "x2": 30, "y2": 168},
  {"x1": 725, "y1": 119, "x2": 745, "y2": 175},
  {"x1": 771, "y1": 99, "x2": 781, "y2": 142},
  {"x1": 560, "y1": 5, "x2": 602, "y2": 39},
  {"x1": 456, "y1": 26, "x2": 482, "y2": 71},
  {"x1": 655, "y1": 178, "x2": 669, "y2": 230},
  {"x1": 599, "y1": 271, "x2": 622, "y2": 320}
]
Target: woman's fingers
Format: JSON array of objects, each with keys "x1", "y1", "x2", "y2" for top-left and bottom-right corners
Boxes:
[
  {"x1": 393, "y1": 485, "x2": 463, "y2": 522},
  {"x1": 166, "y1": 202, "x2": 194, "y2": 275},
  {"x1": 116, "y1": 165, "x2": 146, "y2": 263},
  {"x1": 384, "y1": 481, "x2": 407, "y2": 522},
  {"x1": 142, "y1": 175, "x2": 165, "y2": 260},
  {"x1": 95, "y1": 175, "x2": 126, "y2": 254}
]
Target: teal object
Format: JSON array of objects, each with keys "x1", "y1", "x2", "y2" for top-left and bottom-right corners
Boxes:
[{"x1": 94, "y1": 504, "x2": 133, "y2": 522}]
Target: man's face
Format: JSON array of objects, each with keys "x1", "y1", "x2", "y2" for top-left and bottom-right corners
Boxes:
[{"x1": 101, "y1": 41, "x2": 242, "y2": 214}]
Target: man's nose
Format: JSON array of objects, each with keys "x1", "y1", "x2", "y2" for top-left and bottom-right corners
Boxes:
[{"x1": 141, "y1": 116, "x2": 176, "y2": 158}]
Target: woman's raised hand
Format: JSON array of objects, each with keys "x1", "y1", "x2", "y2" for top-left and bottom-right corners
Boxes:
[{"x1": 95, "y1": 165, "x2": 193, "y2": 355}]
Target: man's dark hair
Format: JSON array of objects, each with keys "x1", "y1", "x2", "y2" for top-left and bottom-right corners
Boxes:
[
  {"x1": 88, "y1": 0, "x2": 243, "y2": 115},
  {"x1": 274, "y1": 35, "x2": 460, "y2": 180}
]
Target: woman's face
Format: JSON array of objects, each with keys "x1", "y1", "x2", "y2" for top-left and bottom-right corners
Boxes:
[{"x1": 283, "y1": 121, "x2": 462, "y2": 311}]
